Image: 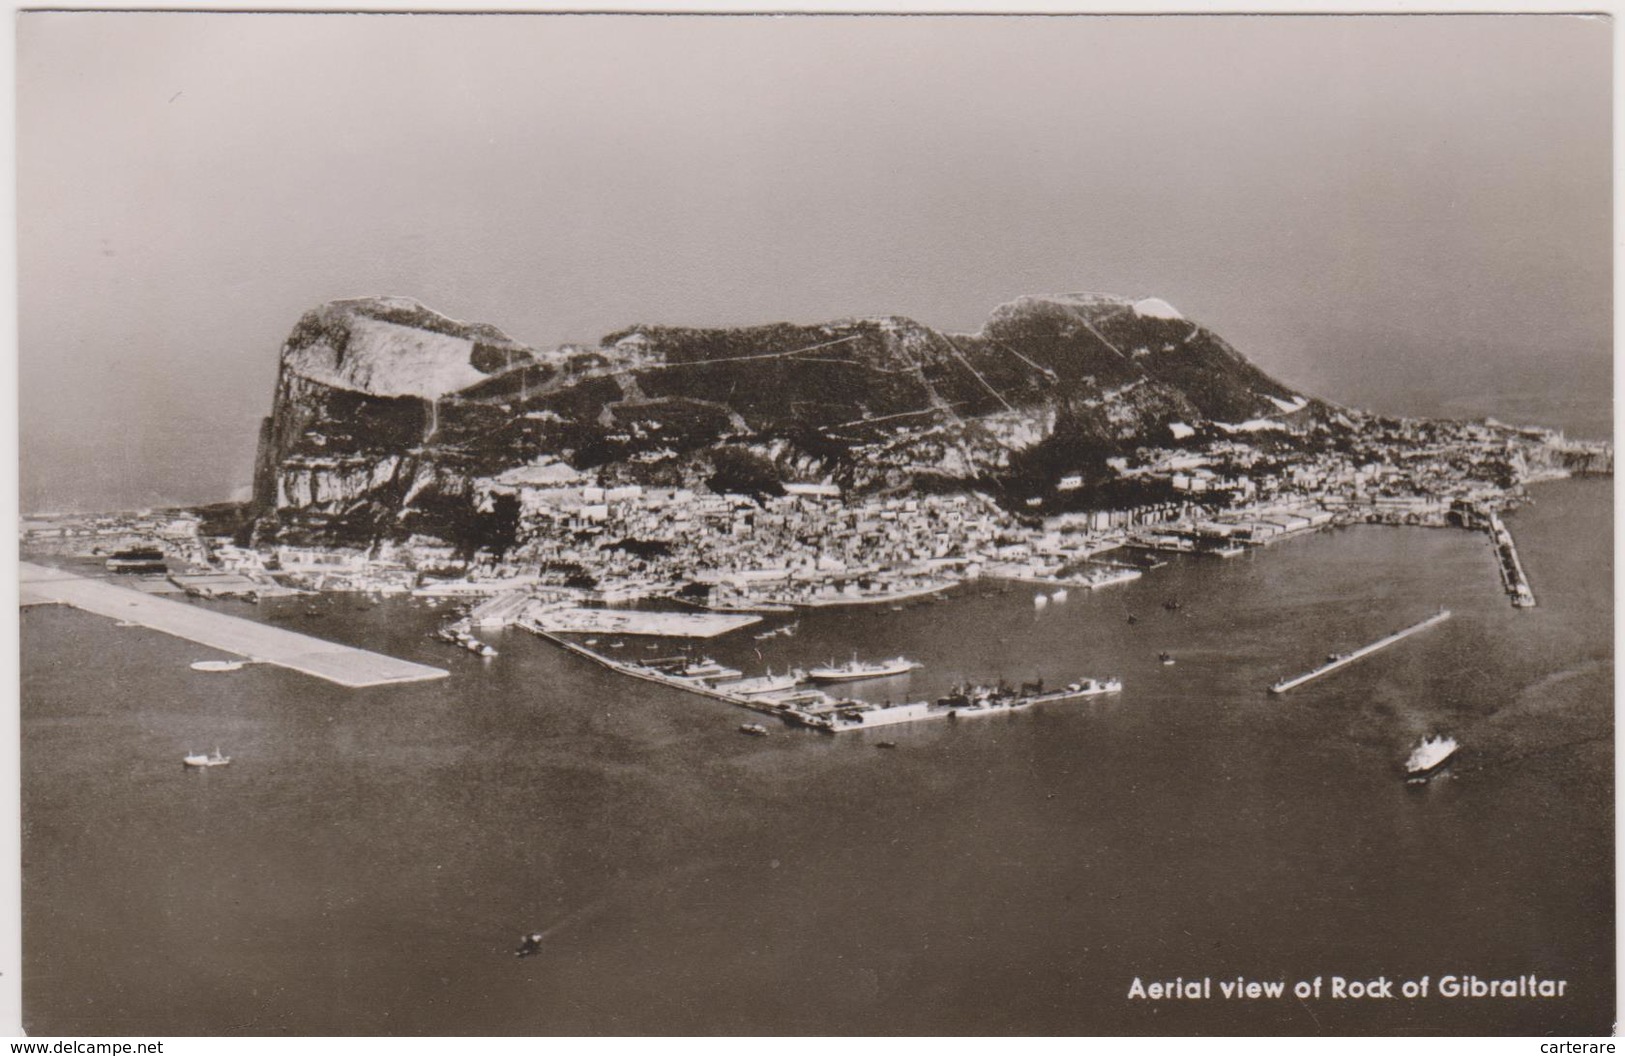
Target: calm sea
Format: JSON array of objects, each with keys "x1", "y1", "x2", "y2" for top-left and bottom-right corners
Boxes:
[{"x1": 21, "y1": 476, "x2": 1613, "y2": 1036}]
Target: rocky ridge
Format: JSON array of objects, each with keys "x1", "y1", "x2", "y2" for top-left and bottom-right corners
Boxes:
[{"x1": 248, "y1": 293, "x2": 1320, "y2": 547}]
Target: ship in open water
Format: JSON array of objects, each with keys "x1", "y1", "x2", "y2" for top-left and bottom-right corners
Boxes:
[{"x1": 1405, "y1": 735, "x2": 1459, "y2": 781}]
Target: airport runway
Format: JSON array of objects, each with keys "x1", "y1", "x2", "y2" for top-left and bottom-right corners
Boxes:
[{"x1": 20, "y1": 562, "x2": 448, "y2": 688}]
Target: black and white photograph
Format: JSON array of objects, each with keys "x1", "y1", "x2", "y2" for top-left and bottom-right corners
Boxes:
[{"x1": 13, "y1": 8, "x2": 1615, "y2": 1038}]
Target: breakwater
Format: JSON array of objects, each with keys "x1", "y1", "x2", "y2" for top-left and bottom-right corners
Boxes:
[
  {"x1": 1487, "y1": 511, "x2": 1536, "y2": 608},
  {"x1": 1268, "y1": 608, "x2": 1451, "y2": 694}
]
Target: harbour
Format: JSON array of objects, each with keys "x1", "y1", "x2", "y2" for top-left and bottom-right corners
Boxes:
[
  {"x1": 517, "y1": 617, "x2": 1118, "y2": 733},
  {"x1": 18, "y1": 477, "x2": 1615, "y2": 1035}
]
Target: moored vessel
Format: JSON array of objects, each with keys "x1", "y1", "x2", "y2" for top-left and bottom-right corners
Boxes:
[
  {"x1": 716, "y1": 669, "x2": 804, "y2": 696},
  {"x1": 106, "y1": 546, "x2": 167, "y2": 573},
  {"x1": 1030, "y1": 677, "x2": 1123, "y2": 703},
  {"x1": 672, "y1": 657, "x2": 744, "y2": 683},
  {"x1": 808, "y1": 655, "x2": 922, "y2": 683}
]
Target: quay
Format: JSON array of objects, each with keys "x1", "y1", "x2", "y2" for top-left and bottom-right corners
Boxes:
[
  {"x1": 1487, "y1": 511, "x2": 1536, "y2": 608},
  {"x1": 520, "y1": 619, "x2": 1120, "y2": 734},
  {"x1": 19, "y1": 562, "x2": 448, "y2": 688},
  {"x1": 525, "y1": 607, "x2": 760, "y2": 638},
  {"x1": 517, "y1": 619, "x2": 830, "y2": 727},
  {"x1": 469, "y1": 590, "x2": 536, "y2": 628},
  {"x1": 1268, "y1": 608, "x2": 1451, "y2": 695},
  {"x1": 758, "y1": 579, "x2": 954, "y2": 609},
  {"x1": 989, "y1": 566, "x2": 1143, "y2": 590}
]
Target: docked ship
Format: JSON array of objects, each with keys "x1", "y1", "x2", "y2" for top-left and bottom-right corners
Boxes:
[
  {"x1": 106, "y1": 546, "x2": 167, "y2": 573},
  {"x1": 436, "y1": 625, "x2": 498, "y2": 657},
  {"x1": 942, "y1": 676, "x2": 1123, "y2": 717},
  {"x1": 716, "y1": 669, "x2": 805, "y2": 696},
  {"x1": 1029, "y1": 677, "x2": 1123, "y2": 703},
  {"x1": 823, "y1": 699, "x2": 942, "y2": 730},
  {"x1": 808, "y1": 655, "x2": 923, "y2": 683},
  {"x1": 939, "y1": 682, "x2": 1027, "y2": 717},
  {"x1": 1405, "y1": 735, "x2": 1459, "y2": 780},
  {"x1": 673, "y1": 658, "x2": 744, "y2": 684}
]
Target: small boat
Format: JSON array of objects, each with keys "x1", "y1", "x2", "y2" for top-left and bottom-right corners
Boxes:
[
  {"x1": 584, "y1": 638, "x2": 599, "y2": 646},
  {"x1": 875, "y1": 741, "x2": 899, "y2": 750},
  {"x1": 1405, "y1": 735, "x2": 1459, "y2": 781},
  {"x1": 1158, "y1": 652, "x2": 1175, "y2": 666},
  {"x1": 190, "y1": 659, "x2": 246, "y2": 673},
  {"x1": 1126, "y1": 615, "x2": 1139, "y2": 625},
  {"x1": 515, "y1": 932, "x2": 545, "y2": 959},
  {"x1": 1163, "y1": 598, "x2": 1182, "y2": 611},
  {"x1": 1034, "y1": 594, "x2": 1049, "y2": 608},
  {"x1": 609, "y1": 641, "x2": 625, "y2": 649},
  {"x1": 183, "y1": 748, "x2": 231, "y2": 768},
  {"x1": 739, "y1": 723, "x2": 769, "y2": 737},
  {"x1": 1051, "y1": 589, "x2": 1068, "y2": 602}
]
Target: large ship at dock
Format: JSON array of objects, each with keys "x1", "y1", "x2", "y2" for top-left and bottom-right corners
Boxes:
[
  {"x1": 1029, "y1": 677, "x2": 1123, "y2": 703},
  {"x1": 939, "y1": 676, "x2": 1123, "y2": 718},
  {"x1": 808, "y1": 655, "x2": 923, "y2": 683},
  {"x1": 665, "y1": 657, "x2": 744, "y2": 684},
  {"x1": 716, "y1": 669, "x2": 804, "y2": 696},
  {"x1": 105, "y1": 546, "x2": 167, "y2": 573}
]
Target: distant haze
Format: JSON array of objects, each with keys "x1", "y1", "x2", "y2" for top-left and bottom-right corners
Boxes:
[{"x1": 17, "y1": 13, "x2": 1612, "y2": 512}]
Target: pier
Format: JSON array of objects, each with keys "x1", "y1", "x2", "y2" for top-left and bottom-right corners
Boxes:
[
  {"x1": 1268, "y1": 608, "x2": 1451, "y2": 694},
  {"x1": 20, "y1": 562, "x2": 448, "y2": 688},
  {"x1": 988, "y1": 566, "x2": 1143, "y2": 590},
  {"x1": 1487, "y1": 512, "x2": 1536, "y2": 608},
  {"x1": 522, "y1": 619, "x2": 1120, "y2": 734},
  {"x1": 526, "y1": 607, "x2": 760, "y2": 638},
  {"x1": 518, "y1": 619, "x2": 831, "y2": 727}
]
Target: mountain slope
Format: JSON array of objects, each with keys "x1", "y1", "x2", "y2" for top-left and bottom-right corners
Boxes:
[{"x1": 247, "y1": 293, "x2": 1315, "y2": 546}]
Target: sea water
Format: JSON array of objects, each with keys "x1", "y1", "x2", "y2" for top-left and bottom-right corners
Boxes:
[{"x1": 20, "y1": 476, "x2": 1612, "y2": 1035}]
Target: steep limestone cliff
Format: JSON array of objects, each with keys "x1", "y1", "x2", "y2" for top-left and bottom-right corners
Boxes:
[{"x1": 249, "y1": 293, "x2": 1316, "y2": 546}]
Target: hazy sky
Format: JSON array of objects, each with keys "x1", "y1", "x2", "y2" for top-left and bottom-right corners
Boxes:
[{"x1": 16, "y1": 13, "x2": 1612, "y2": 511}]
